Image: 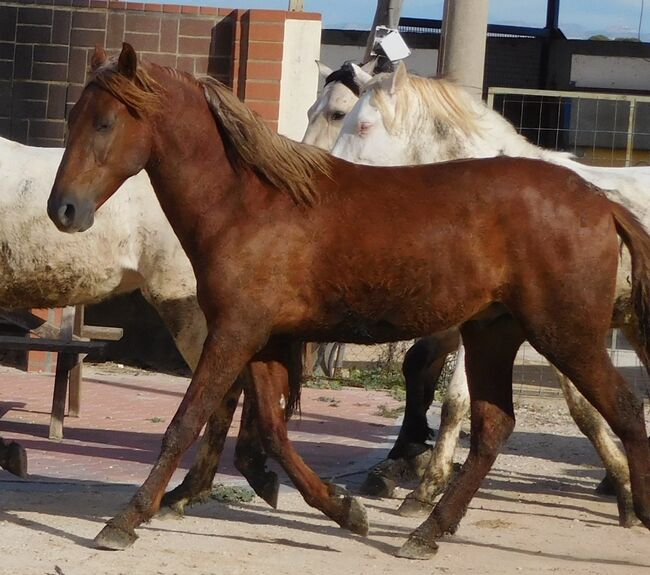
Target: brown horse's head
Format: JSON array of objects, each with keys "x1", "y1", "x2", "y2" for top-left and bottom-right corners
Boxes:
[{"x1": 48, "y1": 43, "x2": 154, "y2": 232}]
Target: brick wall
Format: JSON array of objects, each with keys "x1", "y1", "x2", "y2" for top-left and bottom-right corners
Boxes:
[{"x1": 0, "y1": 1, "x2": 320, "y2": 145}]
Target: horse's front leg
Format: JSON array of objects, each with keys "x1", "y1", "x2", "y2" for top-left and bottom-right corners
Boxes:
[
  {"x1": 249, "y1": 338, "x2": 369, "y2": 536},
  {"x1": 94, "y1": 325, "x2": 265, "y2": 550},
  {"x1": 160, "y1": 373, "x2": 246, "y2": 514}
]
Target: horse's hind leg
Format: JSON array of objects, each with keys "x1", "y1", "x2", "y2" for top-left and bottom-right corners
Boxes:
[
  {"x1": 556, "y1": 371, "x2": 636, "y2": 526},
  {"x1": 549, "y1": 345, "x2": 650, "y2": 529},
  {"x1": 249, "y1": 338, "x2": 368, "y2": 536},
  {"x1": 398, "y1": 344, "x2": 469, "y2": 517},
  {"x1": 361, "y1": 329, "x2": 461, "y2": 497},
  {"x1": 160, "y1": 374, "x2": 245, "y2": 513},
  {"x1": 234, "y1": 383, "x2": 282, "y2": 508},
  {"x1": 398, "y1": 315, "x2": 523, "y2": 559}
]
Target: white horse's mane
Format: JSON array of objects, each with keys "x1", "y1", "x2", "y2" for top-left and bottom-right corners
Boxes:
[{"x1": 367, "y1": 71, "x2": 572, "y2": 163}]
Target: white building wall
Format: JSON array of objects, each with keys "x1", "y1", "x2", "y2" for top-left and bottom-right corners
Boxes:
[{"x1": 278, "y1": 18, "x2": 322, "y2": 141}]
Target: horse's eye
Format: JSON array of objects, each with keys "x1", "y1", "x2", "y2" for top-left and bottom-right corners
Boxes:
[
  {"x1": 330, "y1": 111, "x2": 346, "y2": 121},
  {"x1": 96, "y1": 119, "x2": 113, "y2": 133}
]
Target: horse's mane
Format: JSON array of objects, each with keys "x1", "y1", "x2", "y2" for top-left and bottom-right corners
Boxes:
[
  {"x1": 366, "y1": 70, "x2": 571, "y2": 162},
  {"x1": 91, "y1": 62, "x2": 331, "y2": 206},
  {"x1": 369, "y1": 73, "x2": 480, "y2": 136},
  {"x1": 202, "y1": 77, "x2": 331, "y2": 206}
]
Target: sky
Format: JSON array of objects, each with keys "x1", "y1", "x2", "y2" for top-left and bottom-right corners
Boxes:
[{"x1": 163, "y1": 1, "x2": 650, "y2": 41}]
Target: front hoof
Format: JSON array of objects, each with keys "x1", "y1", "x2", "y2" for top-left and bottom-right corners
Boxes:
[
  {"x1": 342, "y1": 496, "x2": 369, "y2": 536},
  {"x1": 396, "y1": 535, "x2": 438, "y2": 560},
  {"x1": 359, "y1": 471, "x2": 396, "y2": 498},
  {"x1": 397, "y1": 496, "x2": 434, "y2": 518},
  {"x1": 94, "y1": 524, "x2": 138, "y2": 550},
  {"x1": 4, "y1": 442, "x2": 27, "y2": 478},
  {"x1": 257, "y1": 472, "x2": 280, "y2": 509}
]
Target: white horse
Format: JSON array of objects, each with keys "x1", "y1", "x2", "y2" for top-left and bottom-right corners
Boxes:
[{"x1": 307, "y1": 62, "x2": 647, "y2": 524}]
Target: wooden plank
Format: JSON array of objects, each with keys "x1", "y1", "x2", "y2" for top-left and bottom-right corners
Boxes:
[
  {"x1": 80, "y1": 325, "x2": 123, "y2": 341},
  {"x1": 0, "y1": 309, "x2": 63, "y2": 339},
  {"x1": 68, "y1": 305, "x2": 84, "y2": 418},
  {"x1": 49, "y1": 352, "x2": 76, "y2": 440},
  {"x1": 0, "y1": 335, "x2": 108, "y2": 354}
]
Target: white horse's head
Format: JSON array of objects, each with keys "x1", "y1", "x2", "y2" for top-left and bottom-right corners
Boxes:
[
  {"x1": 332, "y1": 62, "x2": 566, "y2": 167},
  {"x1": 302, "y1": 60, "x2": 375, "y2": 150}
]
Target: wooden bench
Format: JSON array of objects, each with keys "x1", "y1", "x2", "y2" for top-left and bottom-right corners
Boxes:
[{"x1": 0, "y1": 306, "x2": 123, "y2": 440}]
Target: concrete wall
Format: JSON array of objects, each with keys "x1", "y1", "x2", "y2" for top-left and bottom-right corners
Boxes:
[{"x1": 278, "y1": 17, "x2": 322, "y2": 140}]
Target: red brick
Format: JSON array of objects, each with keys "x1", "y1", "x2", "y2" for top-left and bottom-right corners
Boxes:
[
  {"x1": 179, "y1": 18, "x2": 215, "y2": 38},
  {"x1": 248, "y1": 22, "x2": 284, "y2": 43},
  {"x1": 219, "y1": 8, "x2": 237, "y2": 17},
  {"x1": 125, "y1": 13, "x2": 160, "y2": 34},
  {"x1": 124, "y1": 2, "x2": 144, "y2": 9},
  {"x1": 108, "y1": 1, "x2": 127, "y2": 10},
  {"x1": 70, "y1": 27, "x2": 105, "y2": 47},
  {"x1": 181, "y1": 6, "x2": 199, "y2": 15},
  {"x1": 143, "y1": 3, "x2": 163, "y2": 12},
  {"x1": 243, "y1": 99, "x2": 278, "y2": 120},
  {"x1": 124, "y1": 31, "x2": 159, "y2": 52},
  {"x1": 246, "y1": 41, "x2": 283, "y2": 62},
  {"x1": 162, "y1": 4, "x2": 182, "y2": 14},
  {"x1": 244, "y1": 80, "x2": 280, "y2": 101},
  {"x1": 178, "y1": 35, "x2": 210, "y2": 55},
  {"x1": 176, "y1": 56, "x2": 194, "y2": 73},
  {"x1": 160, "y1": 18, "x2": 178, "y2": 53},
  {"x1": 247, "y1": 9, "x2": 286, "y2": 23},
  {"x1": 244, "y1": 60, "x2": 281, "y2": 82},
  {"x1": 285, "y1": 11, "x2": 321, "y2": 21},
  {"x1": 199, "y1": 7, "x2": 219, "y2": 16},
  {"x1": 90, "y1": 0, "x2": 109, "y2": 8},
  {"x1": 72, "y1": 10, "x2": 107, "y2": 30},
  {"x1": 106, "y1": 12, "x2": 125, "y2": 50}
]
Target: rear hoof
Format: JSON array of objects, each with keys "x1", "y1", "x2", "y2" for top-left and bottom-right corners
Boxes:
[
  {"x1": 94, "y1": 524, "x2": 138, "y2": 550},
  {"x1": 342, "y1": 496, "x2": 369, "y2": 536},
  {"x1": 397, "y1": 496, "x2": 434, "y2": 518},
  {"x1": 396, "y1": 535, "x2": 438, "y2": 560},
  {"x1": 595, "y1": 474, "x2": 616, "y2": 497},
  {"x1": 3, "y1": 442, "x2": 27, "y2": 478},
  {"x1": 359, "y1": 471, "x2": 396, "y2": 498},
  {"x1": 257, "y1": 472, "x2": 280, "y2": 509}
]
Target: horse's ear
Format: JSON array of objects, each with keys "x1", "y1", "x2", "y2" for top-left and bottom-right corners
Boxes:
[
  {"x1": 316, "y1": 60, "x2": 334, "y2": 79},
  {"x1": 360, "y1": 57, "x2": 377, "y2": 74},
  {"x1": 351, "y1": 63, "x2": 373, "y2": 89},
  {"x1": 118, "y1": 43, "x2": 137, "y2": 80},
  {"x1": 389, "y1": 61, "x2": 408, "y2": 95},
  {"x1": 90, "y1": 45, "x2": 108, "y2": 73}
]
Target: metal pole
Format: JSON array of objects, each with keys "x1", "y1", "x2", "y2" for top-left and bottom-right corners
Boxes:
[
  {"x1": 288, "y1": 0, "x2": 304, "y2": 11},
  {"x1": 625, "y1": 98, "x2": 637, "y2": 167}
]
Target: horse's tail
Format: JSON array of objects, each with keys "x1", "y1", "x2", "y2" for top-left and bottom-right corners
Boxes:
[
  {"x1": 611, "y1": 202, "x2": 650, "y2": 363},
  {"x1": 285, "y1": 341, "x2": 303, "y2": 420}
]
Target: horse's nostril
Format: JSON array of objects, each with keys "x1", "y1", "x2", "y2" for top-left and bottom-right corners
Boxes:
[{"x1": 58, "y1": 203, "x2": 76, "y2": 226}]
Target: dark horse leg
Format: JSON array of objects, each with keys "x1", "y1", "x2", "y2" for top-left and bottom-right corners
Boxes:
[
  {"x1": 361, "y1": 328, "x2": 461, "y2": 497},
  {"x1": 161, "y1": 344, "x2": 301, "y2": 512},
  {"x1": 160, "y1": 375, "x2": 244, "y2": 513},
  {"x1": 398, "y1": 315, "x2": 523, "y2": 559},
  {"x1": 95, "y1": 330, "x2": 365, "y2": 550},
  {"x1": 0, "y1": 438, "x2": 27, "y2": 478},
  {"x1": 246, "y1": 337, "x2": 368, "y2": 535}
]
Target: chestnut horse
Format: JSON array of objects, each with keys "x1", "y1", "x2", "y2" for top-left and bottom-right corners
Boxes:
[{"x1": 48, "y1": 45, "x2": 650, "y2": 559}]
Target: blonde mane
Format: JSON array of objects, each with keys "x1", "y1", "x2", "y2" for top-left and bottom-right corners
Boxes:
[
  {"x1": 369, "y1": 73, "x2": 481, "y2": 137},
  {"x1": 91, "y1": 63, "x2": 331, "y2": 206},
  {"x1": 202, "y1": 77, "x2": 331, "y2": 206}
]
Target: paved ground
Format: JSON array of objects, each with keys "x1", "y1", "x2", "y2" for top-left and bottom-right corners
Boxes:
[{"x1": 0, "y1": 363, "x2": 404, "y2": 488}]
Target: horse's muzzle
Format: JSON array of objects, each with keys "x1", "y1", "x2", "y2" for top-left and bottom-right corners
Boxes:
[{"x1": 47, "y1": 193, "x2": 95, "y2": 233}]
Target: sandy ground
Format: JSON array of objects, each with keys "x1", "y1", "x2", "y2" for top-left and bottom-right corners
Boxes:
[{"x1": 0, "y1": 390, "x2": 649, "y2": 574}]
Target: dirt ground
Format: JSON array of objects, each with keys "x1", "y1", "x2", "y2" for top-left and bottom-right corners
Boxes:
[{"x1": 0, "y1": 387, "x2": 649, "y2": 575}]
